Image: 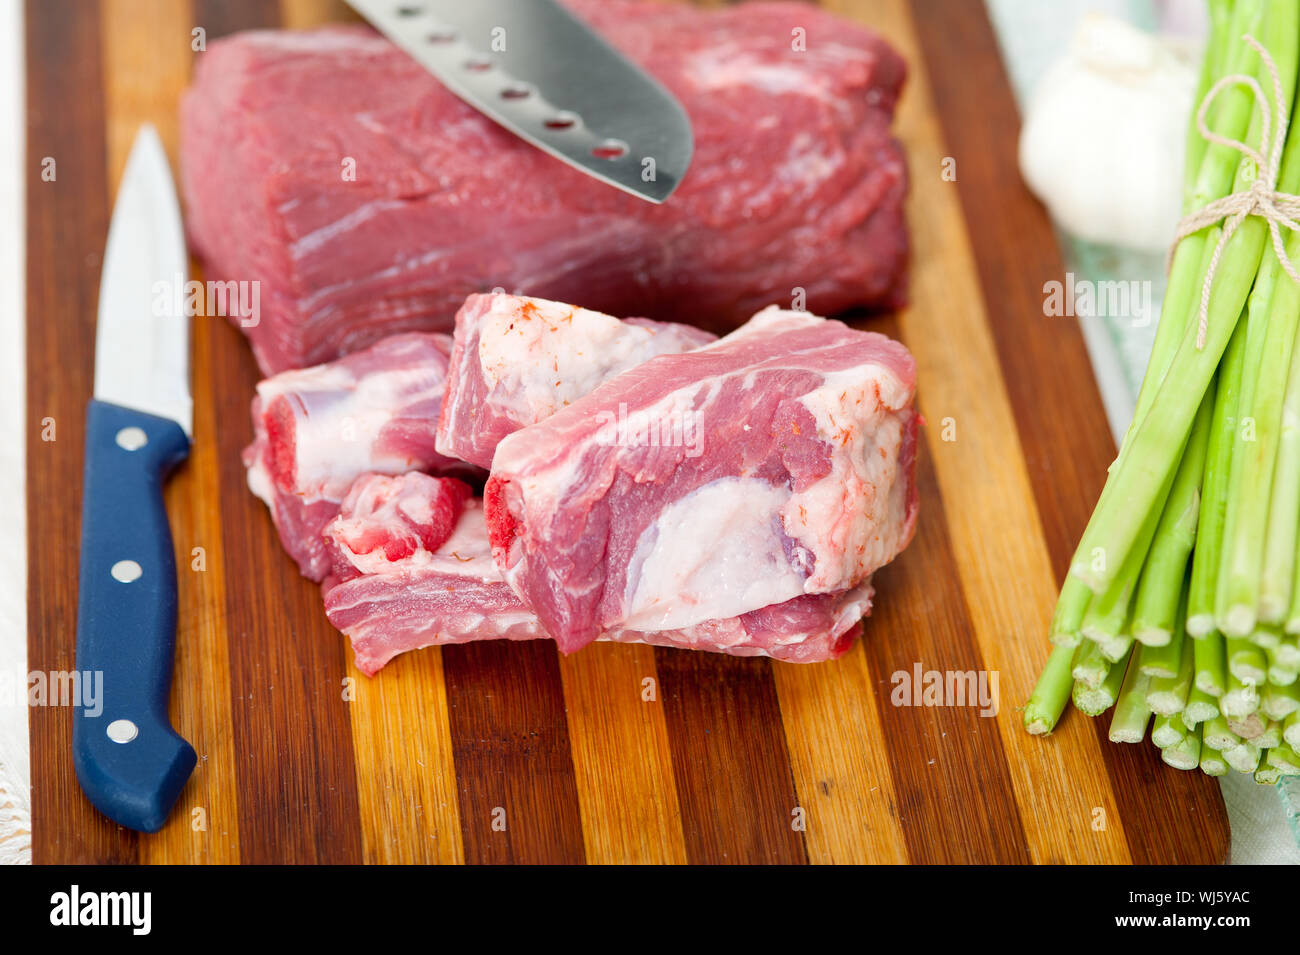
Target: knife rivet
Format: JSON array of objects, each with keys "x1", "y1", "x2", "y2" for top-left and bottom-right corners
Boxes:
[
  {"x1": 115, "y1": 426, "x2": 148, "y2": 451},
  {"x1": 111, "y1": 559, "x2": 143, "y2": 583},
  {"x1": 106, "y1": 719, "x2": 138, "y2": 744},
  {"x1": 544, "y1": 112, "x2": 579, "y2": 130},
  {"x1": 591, "y1": 139, "x2": 629, "y2": 160},
  {"x1": 465, "y1": 56, "x2": 492, "y2": 72}
]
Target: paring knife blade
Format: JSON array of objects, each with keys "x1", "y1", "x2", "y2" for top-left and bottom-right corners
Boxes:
[
  {"x1": 74, "y1": 124, "x2": 196, "y2": 833},
  {"x1": 345, "y1": 0, "x2": 693, "y2": 203}
]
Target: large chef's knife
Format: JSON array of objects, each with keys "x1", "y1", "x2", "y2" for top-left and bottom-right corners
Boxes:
[
  {"x1": 73, "y1": 125, "x2": 196, "y2": 833},
  {"x1": 345, "y1": 0, "x2": 693, "y2": 202}
]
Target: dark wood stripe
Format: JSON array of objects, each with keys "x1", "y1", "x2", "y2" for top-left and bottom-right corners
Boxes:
[
  {"x1": 442, "y1": 641, "x2": 586, "y2": 864},
  {"x1": 656, "y1": 652, "x2": 808, "y2": 864},
  {"x1": 911, "y1": 0, "x2": 1230, "y2": 863},
  {"x1": 860, "y1": 316, "x2": 1033, "y2": 864},
  {"x1": 208, "y1": 319, "x2": 366, "y2": 863},
  {"x1": 25, "y1": 0, "x2": 139, "y2": 865},
  {"x1": 196, "y1": 0, "x2": 365, "y2": 864}
]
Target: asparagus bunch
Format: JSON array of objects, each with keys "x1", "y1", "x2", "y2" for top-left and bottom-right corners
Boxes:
[{"x1": 1024, "y1": 0, "x2": 1300, "y2": 785}]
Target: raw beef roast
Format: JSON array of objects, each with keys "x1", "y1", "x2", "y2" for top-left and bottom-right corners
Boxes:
[
  {"x1": 244, "y1": 333, "x2": 474, "y2": 580},
  {"x1": 180, "y1": 0, "x2": 908, "y2": 374},
  {"x1": 436, "y1": 293, "x2": 715, "y2": 468},
  {"x1": 324, "y1": 492, "x2": 876, "y2": 675},
  {"x1": 485, "y1": 307, "x2": 920, "y2": 653}
]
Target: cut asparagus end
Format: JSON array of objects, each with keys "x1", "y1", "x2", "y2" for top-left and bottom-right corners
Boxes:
[
  {"x1": 1200, "y1": 744, "x2": 1229, "y2": 776},
  {"x1": 1204, "y1": 714, "x2": 1241, "y2": 751},
  {"x1": 1223, "y1": 740, "x2": 1262, "y2": 774},
  {"x1": 1184, "y1": 687, "x2": 1221, "y2": 727},
  {"x1": 1152, "y1": 713, "x2": 1189, "y2": 749},
  {"x1": 1161, "y1": 725, "x2": 1202, "y2": 770},
  {"x1": 1023, "y1": 643, "x2": 1075, "y2": 735}
]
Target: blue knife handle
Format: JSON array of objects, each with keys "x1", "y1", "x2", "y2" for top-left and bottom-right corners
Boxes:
[{"x1": 73, "y1": 399, "x2": 196, "y2": 833}]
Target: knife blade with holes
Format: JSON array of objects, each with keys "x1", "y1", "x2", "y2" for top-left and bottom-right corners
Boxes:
[{"x1": 345, "y1": 0, "x2": 693, "y2": 203}]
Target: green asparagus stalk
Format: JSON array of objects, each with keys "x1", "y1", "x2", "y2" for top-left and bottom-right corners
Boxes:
[
  {"x1": 1162, "y1": 724, "x2": 1203, "y2": 770},
  {"x1": 1263, "y1": 681, "x2": 1300, "y2": 721},
  {"x1": 1071, "y1": 640, "x2": 1111, "y2": 689},
  {"x1": 1023, "y1": 643, "x2": 1075, "y2": 735},
  {"x1": 1222, "y1": 669, "x2": 1261, "y2": 719},
  {"x1": 1227, "y1": 636, "x2": 1268, "y2": 684},
  {"x1": 1200, "y1": 744, "x2": 1230, "y2": 776},
  {"x1": 1189, "y1": 314, "x2": 1251, "y2": 635},
  {"x1": 1224, "y1": 740, "x2": 1263, "y2": 774},
  {"x1": 1152, "y1": 713, "x2": 1189, "y2": 748},
  {"x1": 1070, "y1": 12, "x2": 1300, "y2": 597},
  {"x1": 1184, "y1": 686, "x2": 1221, "y2": 727},
  {"x1": 1132, "y1": 392, "x2": 1213, "y2": 646},
  {"x1": 1216, "y1": 224, "x2": 1300, "y2": 635},
  {"x1": 1147, "y1": 628, "x2": 1195, "y2": 716},
  {"x1": 1126, "y1": 0, "x2": 1270, "y2": 445},
  {"x1": 1184, "y1": 0, "x2": 1239, "y2": 189},
  {"x1": 1204, "y1": 714, "x2": 1241, "y2": 751},
  {"x1": 1194, "y1": 629, "x2": 1229, "y2": 697},
  {"x1": 1228, "y1": 711, "x2": 1266, "y2": 742},
  {"x1": 1073, "y1": 646, "x2": 1133, "y2": 717},
  {"x1": 1266, "y1": 741, "x2": 1300, "y2": 774},
  {"x1": 1049, "y1": 578, "x2": 1089, "y2": 648},
  {"x1": 1250, "y1": 624, "x2": 1281, "y2": 649},
  {"x1": 1254, "y1": 762, "x2": 1282, "y2": 784},
  {"x1": 1259, "y1": 333, "x2": 1300, "y2": 622},
  {"x1": 1284, "y1": 709, "x2": 1300, "y2": 750},
  {"x1": 1256, "y1": 720, "x2": 1283, "y2": 750},
  {"x1": 1109, "y1": 654, "x2": 1152, "y2": 743}
]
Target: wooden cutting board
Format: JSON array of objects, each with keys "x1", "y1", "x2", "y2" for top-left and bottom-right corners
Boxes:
[{"x1": 25, "y1": 0, "x2": 1231, "y2": 864}]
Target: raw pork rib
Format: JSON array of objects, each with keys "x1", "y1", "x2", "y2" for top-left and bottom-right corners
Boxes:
[
  {"x1": 324, "y1": 472, "x2": 471, "y2": 584},
  {"x1": 436, "y1": 293, "x2": 715, "y2": 468},
  {"x1": 486, "y1": 307, "x2": 920, "y2": 653},
  {"x1": 324, "y1": 492, "x2": 875, "y2": 675},
  {"x1": 180, "y1": 0, "x2": 908, "y2": 373},
  {"x1": 244, "y1": 332, "x2": 473, "y2": 580}
]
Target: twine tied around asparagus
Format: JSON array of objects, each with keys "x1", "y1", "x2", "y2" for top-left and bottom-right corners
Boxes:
[{"x1": 1170, "y1": 34, "x2": 1300, "y2": 349}]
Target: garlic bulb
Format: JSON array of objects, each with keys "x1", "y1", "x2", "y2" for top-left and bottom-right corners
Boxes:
[{"x1": 1018, "y1": 14, "x2": 1199, "y2": 252}]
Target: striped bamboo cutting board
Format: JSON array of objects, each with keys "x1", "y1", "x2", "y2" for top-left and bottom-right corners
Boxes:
[{"x1": 25, "y1": 0, "x2": 1231, "y2": 864}]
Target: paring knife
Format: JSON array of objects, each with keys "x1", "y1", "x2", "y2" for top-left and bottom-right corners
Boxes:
[
  {"x1": 73, "y1": 125, "x2": 196, "y2": 833},
  {"x1": 345, "y1": 0, "x2": 693, "y2": 203}
]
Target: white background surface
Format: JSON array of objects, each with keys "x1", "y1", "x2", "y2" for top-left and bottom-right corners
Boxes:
[
  {"x1": 0, "y1": 0, "x2": 31, "y2": 865},
  {"x1": 0, "y1": 0, "x2": 1293, "y2": 866}
]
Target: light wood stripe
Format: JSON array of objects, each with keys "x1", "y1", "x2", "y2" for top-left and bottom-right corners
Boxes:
[
  {"x1": 857, "y1": 0, "x2": 1132, "y2": 863},
  {"x1": 772, "y1": 650, "x2": 909, "y2": 864},
  {"x1": 101, "y1": 0, "x2": 243, "y2": 866},
  {"x1": 559, "y1": 644, "x2": 687, "y2": 864},
  {"x1": 345, "y1": 653, "x2": 464, "y2": 864},
  {"x1": 280, "y1": 0, "x2": 357, "y2": 30}
]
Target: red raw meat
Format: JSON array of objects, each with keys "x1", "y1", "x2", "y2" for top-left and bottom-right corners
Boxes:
[
  {"x1": 325, "y1": 471, "x2": 472, "y2": 584},
  {"x1": 324, "y1": 499, "x2": 875, "y2": 675},
  {"x1": 485, "y1": 307, "x2": 920, "y2": 653},
  {"x1": 244, "y1": 332, "x2": 476, "y2": 580},
  {"x1": 436, "y1": 293, "x2": 715, "y2": 468},
  {"x1": 180, "y1": 0, "x2": 908, "y2": 374}
]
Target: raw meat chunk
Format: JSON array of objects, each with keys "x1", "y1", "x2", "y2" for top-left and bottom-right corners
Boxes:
[
  {"x1": 244, "y1": 332, "x2": 473, "y2": 579},
  {"x1": 436, "y1": 293, "x2": 715, "y2": 468},
  {"x1": 324, "y1": 499, "x2": 875, "y2": 675},
  {"x1": 485, "y1": 307, "x2": 920, "y2": 653},
  {"x1": 324, "y1": 471, "x2": 472, "y2": 584},
  {"x1": 180, "y1": 0, "x2": 908, "y2": 374}
]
